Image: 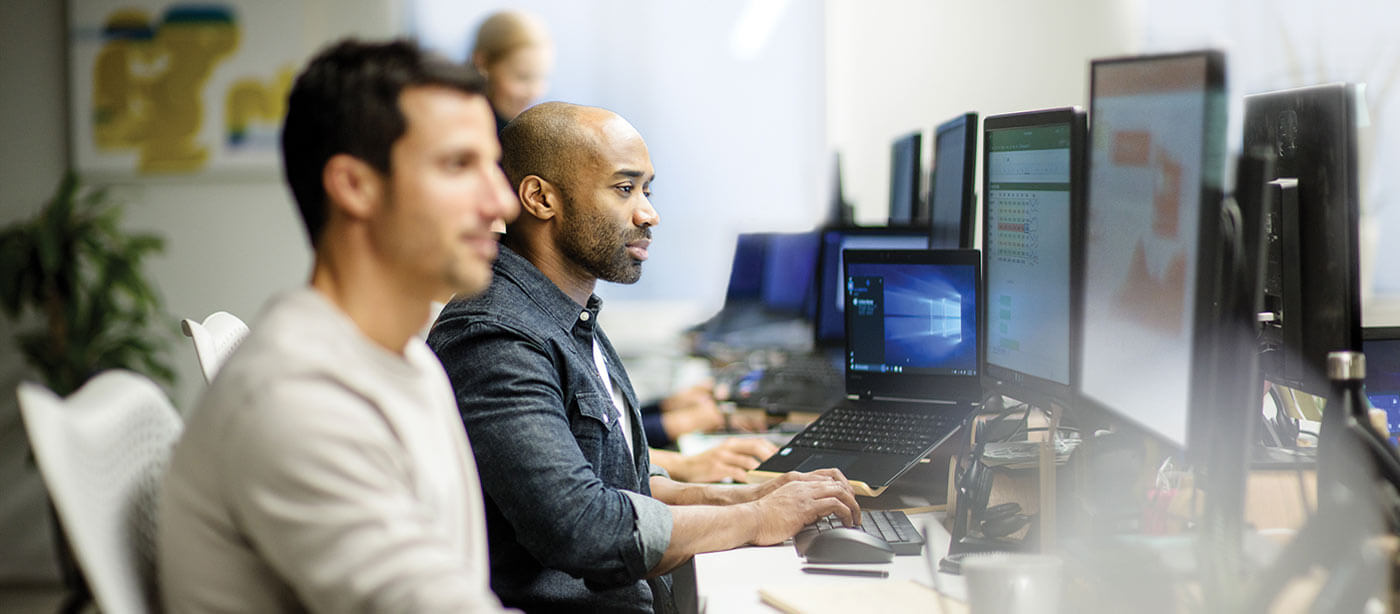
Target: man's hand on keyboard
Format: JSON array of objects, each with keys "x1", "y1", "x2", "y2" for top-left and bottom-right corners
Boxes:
[
  {"x1": 744, "y1": 468, "x2": 854, "y2": 502},
  {"x1": 745, "y1": 470, "x2": 860, "y2": 546}
]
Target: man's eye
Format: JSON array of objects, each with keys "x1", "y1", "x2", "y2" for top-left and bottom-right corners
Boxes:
[
  {"x1": 447, "y1": 154, "x2": 475, "y2": 171},
  {"x1": 616, "y1": 185, "x2": 633, "y2": 195}
]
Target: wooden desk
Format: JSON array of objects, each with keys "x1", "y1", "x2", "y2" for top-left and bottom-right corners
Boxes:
[
  {"x1": 692, "y1": 511, "x2": 968, "y2": 613},
  {"x1": 1245, "y1": 468, "x2": 1316, "y2": 534}
]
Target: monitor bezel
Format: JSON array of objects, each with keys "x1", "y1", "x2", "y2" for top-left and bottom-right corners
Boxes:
[
  {"x1": 1075, "y1": 50, "x2": 1228, "y2": 453},
  {"x1": 930, "y1": 112, "x2": 980, "y2": 249},
  {"x1": 759, "y1": 230, "x2": 822, "y2": 317},
  {"x1": 1364, "y1": 326, "x2": 1400, "y2": 399},
  {"x1": 1363, "y1": 327, "x2": 1400, "y2": 343},
  {"x1": 888, "y1": 131, "x2": 923, "y2": 226},
  {"x1": 812, "y1": 225, "x2": 933, "y2": 347},
  {"x1": 723, "y1": 232, "x2": 772, "y2": 303},
  {"x1": 1244, "y1": 83, "x2": 1363, "y2": 397},
  {"x1": 842, "y1": 248, "x2": 984, "y2": 402},
  {"x1": 979, "y1": 107, "x2": 1087, "y2": 409}
]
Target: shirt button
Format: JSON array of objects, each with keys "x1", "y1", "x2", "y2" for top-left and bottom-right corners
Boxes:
[{"x1": 579, "y1": 311, "x2": 591, "y2": 321}]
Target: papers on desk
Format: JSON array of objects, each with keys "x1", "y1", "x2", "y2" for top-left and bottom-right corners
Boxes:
[
  {"x1": 980, "y1": 438, "x2": 1079, "y2": 469},
  {"x1": 759, "y1": 579, "x2": 967, "y2": 613},
  {"x1": 676, "y1": 431, "x2": 796, "y2": 455}
]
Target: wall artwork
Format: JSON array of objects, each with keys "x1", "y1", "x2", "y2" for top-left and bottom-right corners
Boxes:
[{"x1": 68, "y1": 1, "x2": 307, "y2": 178}]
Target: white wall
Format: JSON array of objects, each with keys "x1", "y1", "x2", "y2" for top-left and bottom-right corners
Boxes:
[
  {"x1": 826, "y1": 0, "x2": 1142, "y2": 228},
  {"x1": 0, "y1": 0, "x2": 71, "y2": 584}
]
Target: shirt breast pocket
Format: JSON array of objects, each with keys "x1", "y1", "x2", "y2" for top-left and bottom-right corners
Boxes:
[{"x1": 570, "y1": 391, "x2": 616, "y2": 468}]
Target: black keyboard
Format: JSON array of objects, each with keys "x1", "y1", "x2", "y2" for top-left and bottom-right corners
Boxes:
[
  {"x1": 787, "y1": 405, "x2": 960, "y2": 455},
  {"x1": 793, "y1": 509, "x2": 925, "y2": 556}
]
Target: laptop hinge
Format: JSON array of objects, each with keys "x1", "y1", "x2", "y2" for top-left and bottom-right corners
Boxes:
[{"x1": 869, "y1": 394, "x2": 962, "y2": 405}]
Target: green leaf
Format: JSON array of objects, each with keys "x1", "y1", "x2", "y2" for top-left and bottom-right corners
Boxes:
[
  {"x1": 125, "y1": 234, "x2": 164, "y2": 256},
  {"x1": 43, "y1": 172, "x2": 78, "y2": 230},
  {"x1": 0, "y1": 230, "x2": 35, "y2": 315},
  {"x1": 79, "y1": 185, "x2": 114, "y2": 214},
  {"x1": 34, "y1": 216, "x2": 61, "y2": 277}
]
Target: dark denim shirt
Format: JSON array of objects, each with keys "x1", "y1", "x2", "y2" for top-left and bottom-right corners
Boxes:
[{"x1": 427, "y1": 244, "x2": 675, "y2": 614}]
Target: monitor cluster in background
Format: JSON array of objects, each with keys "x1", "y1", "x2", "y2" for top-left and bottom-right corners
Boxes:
[
  {"x1": 698, "y1": 51, "x2": 1381, "y2": 578},
  {"x1": 708, "y1": 49, "x2": 1367, "y2": 465}
]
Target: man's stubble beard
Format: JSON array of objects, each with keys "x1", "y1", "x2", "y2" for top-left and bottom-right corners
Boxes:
[{"x1": 557, "y1": 189, "x2": 648, "y2": 285}]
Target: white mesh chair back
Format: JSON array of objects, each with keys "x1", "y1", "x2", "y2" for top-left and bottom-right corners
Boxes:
[
  {"x1": 17, "y1": 370, "x2": 183, "y2": 614},
  {"x1": 180, "y1": 311, "x2": 250, "y2": 384}
]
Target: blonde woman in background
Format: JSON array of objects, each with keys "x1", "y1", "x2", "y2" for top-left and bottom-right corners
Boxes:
[{"x1": 469, "y1": 11, "x2": 554, "y2": 133}]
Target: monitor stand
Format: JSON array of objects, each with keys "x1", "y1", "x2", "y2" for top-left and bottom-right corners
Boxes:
[{"x1": 939, "y1": 394, "x2": 1063, "y2": 573}]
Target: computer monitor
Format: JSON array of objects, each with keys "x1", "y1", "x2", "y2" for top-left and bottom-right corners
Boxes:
[
  {"x1": 1245, "y1": 83, "x2": 1363, "y2": 397},
  {"x1": 827, "y1": 151, "x2": 855, "y2": 227},
  {"x1": 814, "y1": 227, "x2": 932, "y2": 346},
  {"x1": 844, "y1": 248, "x2": 982, "y2": 401},
  {"x1": 930, "y1": 113, "x2": 979, "y2": 249},
  {"x1": 1364, "y1": 327, "x2": 1400, "y2": 445},
  {"x1": 1078, "y1": 51, "x2": 1228, "y2": 451},
  {"x1": 724, "y1": 232, "x2": 770, "y2": 303},
  {"x1": 888, "y1": 132, "x2": 923, "y2": 226},
  {"x1": 981, "y1": 108, "x2": 1086, "y2": 407},
  {"x1": 760, "y1": 231, "x2": 821, "y2": 317}
]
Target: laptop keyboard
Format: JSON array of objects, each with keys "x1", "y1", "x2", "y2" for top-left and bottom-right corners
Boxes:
[
  {"x1": 787, "y1": 405, "x2": 961, "y2": 455},
  {"x1": 794, "y1": 509, "x2": 925, "y2": 556}
]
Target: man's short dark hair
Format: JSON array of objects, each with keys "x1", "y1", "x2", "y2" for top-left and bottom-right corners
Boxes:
[
  {"x1": 281, "y1": 38, "x2": 486, "y2": 248},
  {"x1": 499, "y1": 102, "x2": 593, "y2": 197}
]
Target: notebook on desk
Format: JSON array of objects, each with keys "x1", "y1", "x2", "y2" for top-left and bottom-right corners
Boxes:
[
  {"x1": 750, "y1": 249, "x2": 983, "y2": 496},
  {"x1": 760, "y1": 580, "x2": 967, "y2": 614}
]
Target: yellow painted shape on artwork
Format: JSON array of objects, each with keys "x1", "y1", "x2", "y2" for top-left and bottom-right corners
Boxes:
[
  {"x1": 90, "y1": 5, "x2": 242, "y2": 174},
  {"x1": 93, "y1": 9, "x2": 158, "y2": 150},
  {"x1": 225, "y1": 66, "x2": 294, "y2": 144},
  {"x1": 139, "y1": 13, "x2": 240, "y2": 173}
]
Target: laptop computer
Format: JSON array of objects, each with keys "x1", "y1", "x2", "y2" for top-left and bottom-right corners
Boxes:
[
  {"x1": 750, "y1": 248, "x2": 983, "y2": 496},
  {"x1": 1364, "y1": 326, "x2": 1400, "y2": 445}
]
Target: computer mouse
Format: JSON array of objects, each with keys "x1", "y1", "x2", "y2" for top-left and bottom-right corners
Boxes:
[{"x1": 802, "y1": 527, "x2": 895, "y2": 564}]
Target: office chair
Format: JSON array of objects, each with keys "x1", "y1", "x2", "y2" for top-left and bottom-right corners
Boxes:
[
  {"x1": 180, "y1": 311, "x2": 249, "y2": 383},
  {"x1": 17, "y1": 370, "x2": 184, "y2": 614}
]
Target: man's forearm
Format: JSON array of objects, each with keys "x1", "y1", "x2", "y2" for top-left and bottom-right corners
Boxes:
[
  {"x1": 647, "y1": 470, "x2": 865, "y2": 577},
  {"x1": 649, "y1": 475, "x2": 755, "y2": 506},
  {"x1": 648, "y1": 503, "x2": 758, "y2": 576}
]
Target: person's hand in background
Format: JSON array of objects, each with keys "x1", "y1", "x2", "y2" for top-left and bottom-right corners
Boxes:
[
  {"x1": 660, "y1": 383, "x2": 766, "y2": 437},
  {"x1": 651, "y1": 437, "x2": 779, "y2": 483}
]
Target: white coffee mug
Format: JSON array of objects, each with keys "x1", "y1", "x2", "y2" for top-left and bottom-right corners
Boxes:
[{"x1": 960, "y1": 552, "x2": 1063, "y2": 614}]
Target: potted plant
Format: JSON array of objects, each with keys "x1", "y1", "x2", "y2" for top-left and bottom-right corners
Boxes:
[
  {"x1": 0, "y1": 171, "x2": 176, "y2": 395},
  {"x1": 0, "y1": 170, "x2": 177, "y2": 610}
]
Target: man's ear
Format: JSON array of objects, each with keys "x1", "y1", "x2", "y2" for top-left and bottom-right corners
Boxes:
[
  {"x1": 471, "y1": 52, "x2": 490, "y2": 78},
  {"x1": 322, "y1": 153, "x2": 383, "y2": 221},
  {"x1": 517, "y1": 175, "x2": 559, "y2": 221}
]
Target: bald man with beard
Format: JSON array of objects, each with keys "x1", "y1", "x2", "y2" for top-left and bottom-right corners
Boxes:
[{"x1": 426, "y1": 102, "x2": 860, "y2": 614}]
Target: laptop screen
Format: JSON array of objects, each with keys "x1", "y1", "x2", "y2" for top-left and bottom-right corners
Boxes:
[
  {"x1": 843, "y1": 249, "x2": 982, "y2": 402},
  {"x1": 1364, "y1": 328, "x2": 1400, "y2": 441}
]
